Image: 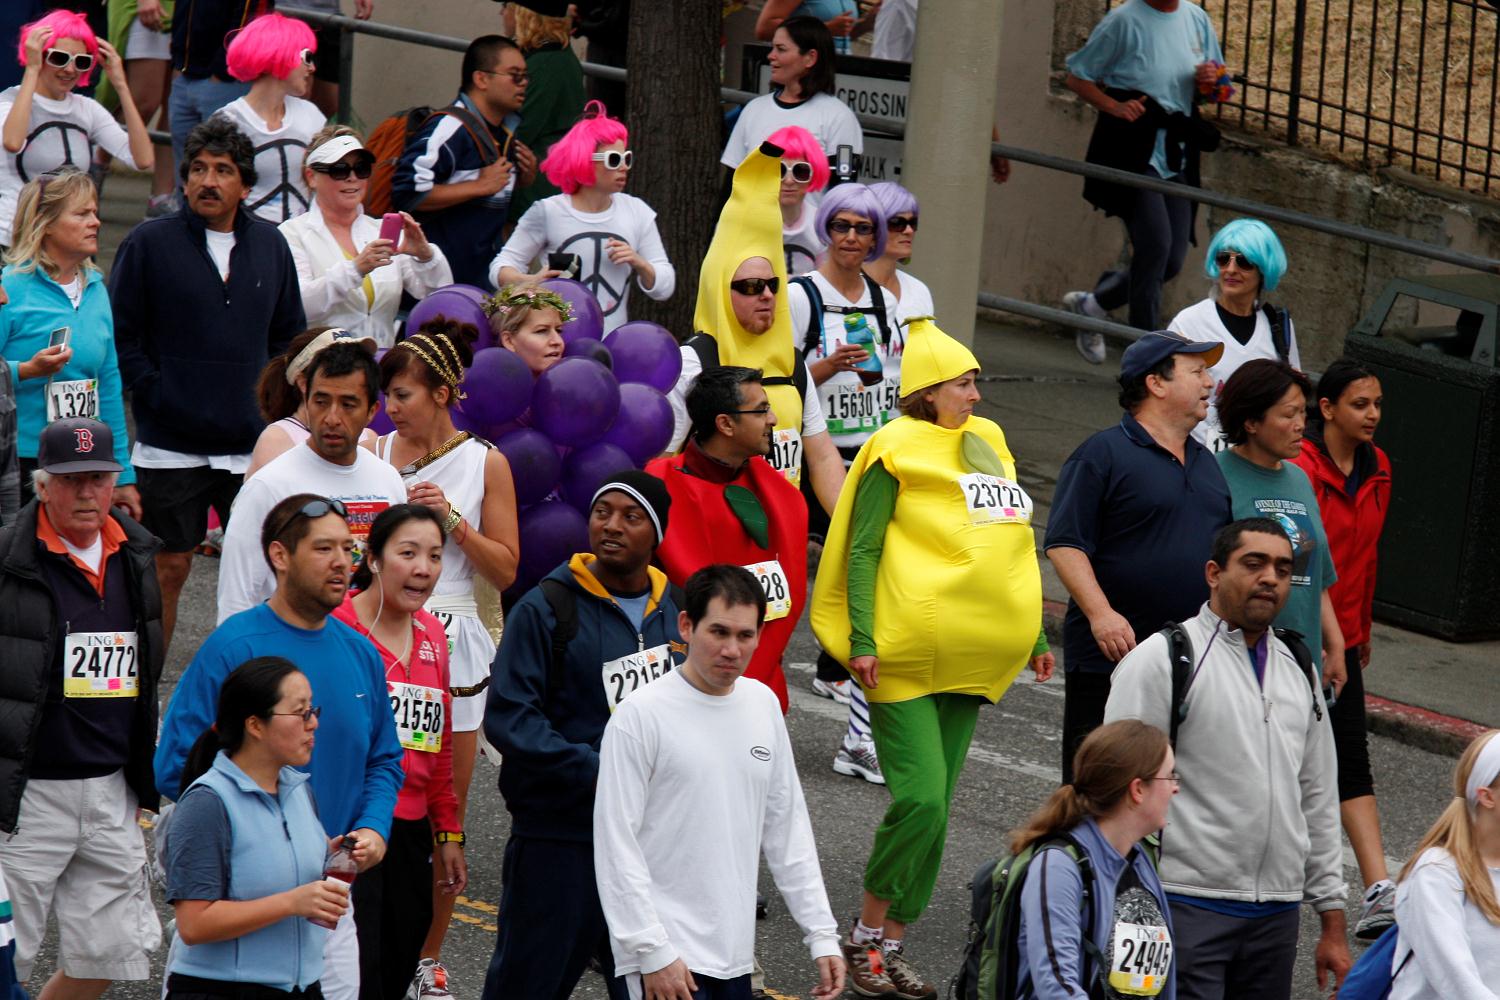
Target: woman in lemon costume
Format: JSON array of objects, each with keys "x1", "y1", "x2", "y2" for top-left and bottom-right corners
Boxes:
[{"x1": 812, "y1": 317, "x2": 1054, "y2": 997}]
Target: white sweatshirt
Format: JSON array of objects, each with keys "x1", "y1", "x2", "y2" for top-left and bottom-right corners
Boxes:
[
  {"x1": 594, "y1": 670, "x2": 841, "y2": 979},
  {"x1": 215, "y1": 442, "x2": 408, "y2": 623},
  {"x1": 212, "y1": 96, "x2": 327, "y2": 224},
  {"x1": 1389, "y1": 847, "x2": 1500, "y2": 1000}
]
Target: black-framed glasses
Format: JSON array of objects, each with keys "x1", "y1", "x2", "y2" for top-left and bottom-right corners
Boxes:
[
  {"x1": 591, "y1": 149, "x2": 634, "y2": 170},
  {"x1": 781, "y1": 160, "x2": 814, "y2": 184},
  {"x1": 44, "y1": 48, "x2": 94, "y2": 72},
  {"x1": 1142, "y1": 772, "x2": 1182, "y2": 785},
  {"x1": 267, "y1": 498, "x2": 349, "y2": 547},
  {"x1": 1214, "y1": 251, "x2": 1258, "y2": 272},
  {"x1": 481, "y1": 68, "x2": 529, "y2": 85},
  {"x1": 887, "y1": 215, "x2": 918, "y2": 233},
  {"x1": 729, "y1": 277, "x2": 779, "y2": 297},
  {"x1": 271, "y1": 706, "x2": 322, "y2": 724},
  {"x1": 828, "y1": 219, "x2": 876, "y2": 236},
  {"x1": 311, "y1": 159, "x2": 374, "y2": 181},
  {"x1": 728, "y1": 406, "x2": 773, "y2": 417}
]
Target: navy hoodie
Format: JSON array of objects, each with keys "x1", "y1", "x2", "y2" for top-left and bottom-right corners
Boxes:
[{"x1": 485, "y1": 554, "x2": 684, "y2": 842}]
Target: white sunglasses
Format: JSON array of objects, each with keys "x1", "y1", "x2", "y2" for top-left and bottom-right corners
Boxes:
[{"x1": 591, "y1": 149, "x2": 634, "y2": 170}]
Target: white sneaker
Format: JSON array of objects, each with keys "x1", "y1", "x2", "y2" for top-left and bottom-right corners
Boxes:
[
  {"x1": 1355, "y1": 879, "x2": 1397, "y2": 940},
  {"x1": 833, "y1": 737, "x2": 885, "y2": 785},
  {"x1": 811, "y1": 677, "x2": 853, "y2": 704},
  {"x1": 406, "y1": 958, "x2": 453, "y2": 1000},
  {"x1": 1064, "y1": 291, "x2": 1107, "y2": 364}
]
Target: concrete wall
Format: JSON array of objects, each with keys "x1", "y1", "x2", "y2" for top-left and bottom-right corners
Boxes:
[{"x1": 344, "y1": 1, "x2": 499, "y2": 130}]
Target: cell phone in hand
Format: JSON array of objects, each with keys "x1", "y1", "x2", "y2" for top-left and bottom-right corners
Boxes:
[
  {"x1": 48, "y1": 327, "x2": 70, "y2": 351},
  {"x1": 378, "y1": 213, "x2": 404, "y2": 245},
  {"x1": 547, "y1": 252, "x2": 581, "y2": 278}
]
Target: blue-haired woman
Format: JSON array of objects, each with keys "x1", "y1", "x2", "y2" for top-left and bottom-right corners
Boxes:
[
  {"x1": 1168, "y1": 218, "x2": 1299, "y2": 452},
  {"x1": 865, "y1": 181, "x2": 934, "y2": 331}
]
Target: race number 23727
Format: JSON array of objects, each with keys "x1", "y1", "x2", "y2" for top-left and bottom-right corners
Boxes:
[
  {"x1": 601, "y1": 644, "x2": 674, "y2": 712},
  {"x1": 957, "y1": 473, "x2": 1033, "y2": 526},
  {"x1": 62, "y1": 630, "x2": 139, "y2": 698}
]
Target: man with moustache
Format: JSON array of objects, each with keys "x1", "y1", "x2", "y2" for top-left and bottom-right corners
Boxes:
[
  {"x1": 1104, "y1": 518, "x2": 1349, "y2": 1000},
  {"x1": 156, "y1": 491, "x2": 405, "y2": 1000}
]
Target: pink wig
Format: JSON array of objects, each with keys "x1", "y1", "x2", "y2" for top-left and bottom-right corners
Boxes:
[
  {"x1": 540, "y1": 101, "x2": 630, "y2": 195},
  {"x1": 765, "y1": 125, "x2": 830, "y2": 192},
  {"x1": 226, "y1": 13, "x2": 317, "y2": 83},
  {"x1": 17, "y1": 10, "x2": 99, "y2": 87}
]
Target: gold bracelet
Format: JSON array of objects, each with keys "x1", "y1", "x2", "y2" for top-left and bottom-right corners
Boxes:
[{"x1": 443, "y1": 503, "x2": 463, "y2": 535}]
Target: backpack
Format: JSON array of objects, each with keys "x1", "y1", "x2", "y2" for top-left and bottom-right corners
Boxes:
[
  {"x1": 1159, "y1": 623, "x2": 1323, "y2": 748},
  {"x1": 363, "y1": 104, "x2": 504, "y2": 217},
  {"x1": 684, "y1": 334, "x2": 810, "y2": 416},
  {"x1": 951, "y1": 835, "x2": 1107, "y2": 1000},
  {"x1": 1338, "y1": 924, "x2": 1413, "y2": 1000},
  {"x1": 537, "y1": 576, "x2": 685, "y2": 698},
  {"x1": 1261, "y1": 302, "x2": 1293, "y2": 363},
  {"x1": 788, "y1": 273, "x2": 895, "y2": 359}
]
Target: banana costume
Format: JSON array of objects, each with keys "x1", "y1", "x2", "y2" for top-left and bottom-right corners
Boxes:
[
  {"x1": 810, "y1": 318, "x2": 1043, "y2": 704},
  {"x1": 690, "y1": 141, "x2": 806, "y2": 483}
]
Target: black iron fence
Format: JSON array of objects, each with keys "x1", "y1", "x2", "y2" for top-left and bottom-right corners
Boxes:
[{"x1": 1102, "y1": 0, "x2": 1500, "y2": 195}]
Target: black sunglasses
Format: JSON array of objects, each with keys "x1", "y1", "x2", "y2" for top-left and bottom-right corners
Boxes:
[
  {"x1": 268, "y1": 498, "x2": 349, "y2": 547},
  {"x1": 887, "y1": 215, "x2": 918, "y2": 233},
  {"x1": 311, "y1": 160, "x2": 374, "y2": 181},
  {"x1": 1214, "y1": 251, "x2": 1258, "y2": 272},
  {"x1": 828, "y1": 219, "x2": 876, "y2": 236},
  {"x1": 729, "y1": 277, "x2": 779, "y2": 297},
  {"x1": 781, "y1": 161, "x2": 814, "y2": 184}
]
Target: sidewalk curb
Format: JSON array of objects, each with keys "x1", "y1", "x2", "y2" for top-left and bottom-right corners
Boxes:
[{"x1": 1040, "y1": 601, "x2": 1482, "y2": 758}]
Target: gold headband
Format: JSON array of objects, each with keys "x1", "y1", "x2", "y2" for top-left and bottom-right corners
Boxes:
[{"x1": 397, "y1": 333, "x2": 467, "y2": 400}]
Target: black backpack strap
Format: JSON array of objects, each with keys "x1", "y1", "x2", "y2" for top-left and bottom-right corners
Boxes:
[
  {"x1": 1262, "y1": 302, "x2": 1292, "y2": 362},
  {"x1": 1272, "y1": 627, "x2": 1324, "y2": 723},
  {"x1": 789, "y1": 275, "x2": 825, "y2": 356},
  {"x1": 858, "y1": 271, "x2": 895, "y2": 347},
  {"x1": 537, "y1": 578, "x2": 578, "y2": 700},
  {"x1": 1040, "y1": 835, "x2": 1107, "y2": 994},
  {"x1": 685, "y1": 332, "x2": 719, "y2": 373},
  {"x1": 1159, "y1": 623, "x2": 1193, "y2": 749},
  {"x1": 429, "y1": 105, "x2": 502, "y2": 164},
  {"x1": 791, "y1": 348, "x2": 809, "y2": 406}
]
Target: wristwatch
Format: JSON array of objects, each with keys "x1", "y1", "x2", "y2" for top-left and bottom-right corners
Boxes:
[{"x1": 434, "y1": 831, "x2": 466, "y2": 846}]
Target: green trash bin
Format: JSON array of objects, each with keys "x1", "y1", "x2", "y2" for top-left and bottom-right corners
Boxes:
[{"x1": 1344, "y1": 273, "x2": 1500, "y2": 641}]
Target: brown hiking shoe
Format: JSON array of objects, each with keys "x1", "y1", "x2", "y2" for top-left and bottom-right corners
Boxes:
[
  {"x1": 882, "y1": 945, "x2": 937, "y2": 1000},
  {"x1": 840, "y1": 934, "x2": 899, "y2": 999}
]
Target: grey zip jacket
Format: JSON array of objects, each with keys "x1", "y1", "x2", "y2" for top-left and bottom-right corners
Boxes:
[{"x1": 1103, "y1": 602, "x2": 1345, "y2": 912}]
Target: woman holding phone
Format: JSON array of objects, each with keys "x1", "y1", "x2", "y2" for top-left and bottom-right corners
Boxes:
[{"x1": 280, "y1": 126, "x2": 451, "y2": 347}]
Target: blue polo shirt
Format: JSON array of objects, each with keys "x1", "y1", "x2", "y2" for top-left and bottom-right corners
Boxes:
[{"x1": 1045, "y1": 413, "x2": 1233, "y2": 674}]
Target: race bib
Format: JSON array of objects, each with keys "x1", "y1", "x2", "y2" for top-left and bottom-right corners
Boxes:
[
  {"x1": 47, "y1": 378, "x2": 98, "y2": 422},
  {"x1": 957, "y1": 473, "x2": 1033, "y2": 526},
  {"x1": 429, "y1": 610, "x2": 457, "y2": 658},
  {"x1": 601, "y1": 643, "x2": 673, "y2": 712},
  {"x1": 823, "y1": 380, "x2": 882, "y2": 436},
  {"x1": 768, "y1": 428, "x2": 803, "y2": 487},
  {"x1": 745, "y1": 559, "x2": 792, "y2": 622},
  {"x1": 342, "y1": 500, "x2": 390, "y2": 559},
  {"x1": 62, "y1": 630, "x2": 139, "y2": 699},
  {"x1": 388, "y1": 680, "x2": 444, "y2": 753},
  {"x1": 1108, "y1": 921, "x2": 1172, "y2": 996}
]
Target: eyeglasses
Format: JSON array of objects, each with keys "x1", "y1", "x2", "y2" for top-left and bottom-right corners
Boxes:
[
  {"x1": 729, "y1": 277, "x2": 779, "y2": 297},
  {"x1": 1214, "y1": 251, "x2": 1258, "y2": 272},
  {"x1": 43, "y1": 48, "x2": 94, "y2": 73},
  {"x1": 299, "y1": 48, "x2": 316, "y2": 68},
  {"x1": 311, "y1": 159, "x2": 374, "y2": 181},
  {"x1": 728, "y1": 406, "x2": 773, "y2": 417},
  {"x1": 828, "y1": 219, "x2": 876, "y2": 237},
  {"x1": 591, "y1": 149, "x2": 634, "y2": 170},
  {"x1": 267, "y1": 497, "x2": 349, "y2": 548},
  {"x1": 270, "y1": 706, "x2": 323, "y2": 724},
  {"x1": 781, "y1": 160, "x2": 814, "y2": 184},
  {"x1": 887, "y1": 215, "x2": 918, "y2": 233},
  {"x1": 481, "y1": 68, "x2": 529, "y2": 85},
  {"x1": 1142, "y1": 772, "x2": 1182, "y2": 785}
]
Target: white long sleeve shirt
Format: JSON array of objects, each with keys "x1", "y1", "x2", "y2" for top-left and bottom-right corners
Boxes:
[
  {"x1": 594, "y1": 670, "x2": 840, "y2": 979},
  {"x1": 1389, "y1": 847, "x2": 1500, "y2": 1000}
]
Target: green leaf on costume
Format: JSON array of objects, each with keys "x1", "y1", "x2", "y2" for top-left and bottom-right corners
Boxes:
[
  {"x1": 724, "y1": 485, "x2": 770, "y2": 549},
  {"x1": 961, "y1": 430, "x2": 1005, "y2": 476}
]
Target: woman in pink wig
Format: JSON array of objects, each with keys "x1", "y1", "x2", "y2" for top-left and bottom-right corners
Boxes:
[{"x1": 767, "y1": 124, "x2": 830, "y2": 276}]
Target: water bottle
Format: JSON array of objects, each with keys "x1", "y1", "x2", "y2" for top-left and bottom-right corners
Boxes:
[
  {"x1": 843, "y1": 313, "x2": 884, "y2": 387},
  {"x1": 310, "y1": 835, "x2": 359, "y2": 929}
]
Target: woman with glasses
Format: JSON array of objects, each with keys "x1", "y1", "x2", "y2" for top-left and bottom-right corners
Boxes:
[
  {"x1": 866, "y1": 181, "x2": 934, "y2": 329},
  {"x1": 211, "y1": 13, "x2": 328, "y2": 224},
  {"x1": 1168, "y1": 218, "x2": 1299, "y2": 451},
  {"x1": 766, "y1": 124, "x2": 829, "y2": 276},
  {"x1": 162, "y1": 657, "x2": 347, "y2": 1000},
  {"x1": 333, "y1": 505, "x2": 467, "y2": 1000},
  {"x1": 1011, "y1": 720, "x2": 1179, "y2": 1000},
  {"x1": 280, "y1": 126, "x2": 451, "y2": 348},
  {"x1": 1, "y1": 10, "x2": 153, "y2": 250},
  {"x1": 490, "y1": 101, "x2": 673, "y2": 335}
]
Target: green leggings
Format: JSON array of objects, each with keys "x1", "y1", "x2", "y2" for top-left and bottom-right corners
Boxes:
[{"x1": 863, "y1": 693, "x2": 982, "y2": 924}]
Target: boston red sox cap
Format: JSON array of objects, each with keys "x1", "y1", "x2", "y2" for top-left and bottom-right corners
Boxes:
[{"x1": 37, "y1": 417, "x2": 122, "y2": 474}]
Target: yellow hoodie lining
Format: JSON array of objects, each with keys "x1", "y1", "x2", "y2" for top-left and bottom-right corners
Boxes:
[{"x1": 568, "y1": 552, "x2": 669, "y2": 619}]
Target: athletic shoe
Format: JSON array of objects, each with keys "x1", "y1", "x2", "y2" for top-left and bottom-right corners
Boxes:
[
  {"x1": 840, "y1": 934, "x2": 899, "y2": 999},
  {"x1": 811, "y1": 677, "x2": 853, "y2": 704},
  {"x1": 833, "y1": 737, "x2": 885, "y2": 785},
  {"x1": 1064, "y1": 291, "x2": 1106, "y2": 365},
  {"x1": 405, "y1": 958, "x2": 452, "y2": 1000},
  {"x1": 882, "y1": 944, "x2": 937, "y2": 1000},
  {"x1": 1355, "y1": 879, "x2": 1397, "y2": 940}
]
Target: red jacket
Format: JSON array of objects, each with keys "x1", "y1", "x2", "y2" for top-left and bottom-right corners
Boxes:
[
  {"x1": 647, "y1": 444, "x2": 809, "y2": 711},
  {"x1": 1291, "y1": 437, "x2": 1391, "y2": 648}
]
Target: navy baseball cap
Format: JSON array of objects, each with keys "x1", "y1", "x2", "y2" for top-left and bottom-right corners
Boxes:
[
  {"x1": 1119, "y1": 331, "x2": 1225, "y2": 381},
  {"x1": 37, "y1": 418, "x2": 122, "y2": 474}
]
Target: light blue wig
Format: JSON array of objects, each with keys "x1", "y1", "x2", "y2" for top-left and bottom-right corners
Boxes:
[{"x1": 1205, "y1": 218, "x2": 1287, "y2": 292}]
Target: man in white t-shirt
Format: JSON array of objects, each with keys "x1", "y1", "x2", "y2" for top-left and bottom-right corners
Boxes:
[
  {"x1": 215, "y1": 340, "x2": 405, "y2": 623},
  {"x1": 594, "y1": 564, "x2": 845, "y2": 1000}
]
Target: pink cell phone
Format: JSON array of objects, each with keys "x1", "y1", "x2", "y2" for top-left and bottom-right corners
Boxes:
[{"x1": 378, "y1": 213, "x2": 403, "y2": 244}]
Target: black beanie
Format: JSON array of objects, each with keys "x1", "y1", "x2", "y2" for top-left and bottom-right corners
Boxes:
[{"x1": 591, "y1": 469, "x2": 672, "y2": 544}]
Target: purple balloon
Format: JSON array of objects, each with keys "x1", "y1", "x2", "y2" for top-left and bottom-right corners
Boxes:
[
  {"x1": 539, "y1": 278, "x2": 605, "y2": 344},
  {"x1": 407, "y1": 288, "x2": 490, "y2": 340},
  {"x1": 442, "y1": 284, "x2": 498, "y2": 350},
  {"x1": 601, "y1": 384, "x2": 674, "y2": 465},
  {"x1": 532, "y1": 357, "x2": 621, "y2": 448},
  {"x1": 603, "y1": 321, "x2": 681, "y2": 392},
  {"x1": 564, "y1": 337, "x2": 613, "y2": 369},
  {"x1": 509, "y1": 500, "x2": 589, "y2": 599},
  {"x1": 560, "y1": 442, "x2": 634, "y2": 512},
  {"x1": 460, "y1": 348, "x2": 534, "y2": 432},
  {"x1": 369, "y1": 398, "x2": 395, "y2": 436},
  {"x1": 496, "y1": 428, "x2": 562, "y2": 507}
]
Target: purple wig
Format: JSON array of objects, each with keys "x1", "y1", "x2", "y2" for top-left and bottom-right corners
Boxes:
[
  {"x1": 540, "y1": 101, "x2": 630, "y2": 195},
  {"x1": 17, "y1": 10, "x2": 99, "y2": 87},
  {"x1": 765, "y1": 125, "x2": 830, "y2": 192},
  {"x1": 226, "y1": 13, "x2": 317, "y2": 83},
  {"x1": 814, "y1": 182, "x2": 887, "y2": 261},
  {"x1": 868, "y1": 181, "x2": 918, "y2": 221}
]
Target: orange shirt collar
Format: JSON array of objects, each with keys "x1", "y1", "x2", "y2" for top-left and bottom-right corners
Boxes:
[{"x1": 36, "y1": 505, "x2": 126, "y2": 596}]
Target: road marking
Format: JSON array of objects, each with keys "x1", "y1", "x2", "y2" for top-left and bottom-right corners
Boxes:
[
  {"x1": 457, "y1": 895, "x2": 498, "y2": 915},
  {"x1": 450, "y1": 910, "x2": 498, "y2": 933}
]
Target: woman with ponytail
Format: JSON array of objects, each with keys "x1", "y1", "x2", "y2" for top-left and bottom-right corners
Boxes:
[
  {"x1": 162, "y1": 657, "x2": 346, "y2": 999},
  {"x1": 1012, "y1": 720, "x2": 1178, "y2": 1000},
  {"x1": 1388, "y1": 729, "x2": 1500, "y2": 999}
]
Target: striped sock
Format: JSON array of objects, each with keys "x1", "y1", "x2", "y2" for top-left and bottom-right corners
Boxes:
[{"x1": 845, "y1": 684, "x2": 871, "y2": 748}]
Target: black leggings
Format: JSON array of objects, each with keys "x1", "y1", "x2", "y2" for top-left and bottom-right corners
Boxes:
[
  {"x1": 352, "y1": 817, "x2": 434, "y2": 1000},
  {"x1": 1330, "y1": 647, "x2": 1375, "y2": 800},
  {"x1": 1091, "y1": 169, "x2": 1193, "y2": 331}
]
